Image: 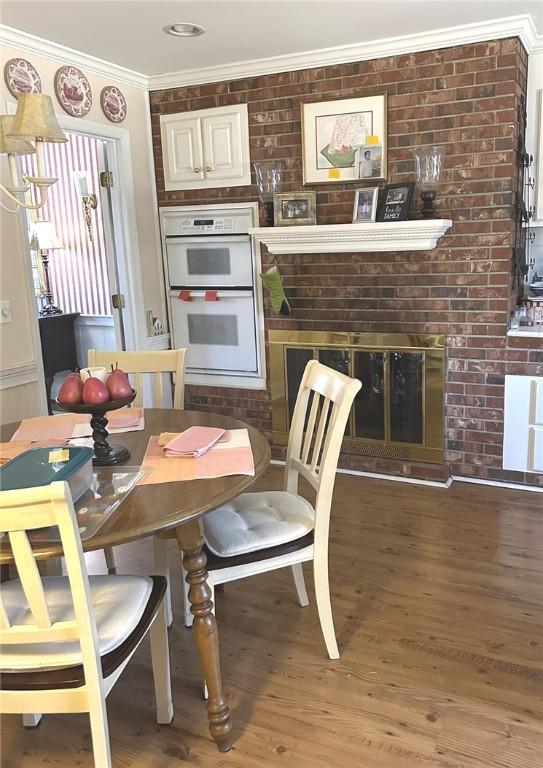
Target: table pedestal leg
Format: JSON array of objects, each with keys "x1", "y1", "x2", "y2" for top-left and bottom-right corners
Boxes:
[{"x1": 175, "y1": 520, "x2": 232, "y2": 752}]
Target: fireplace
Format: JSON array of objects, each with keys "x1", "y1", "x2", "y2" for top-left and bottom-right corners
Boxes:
[{"x1": 269, "y1": 331, "x2": 445, "y2": 464}]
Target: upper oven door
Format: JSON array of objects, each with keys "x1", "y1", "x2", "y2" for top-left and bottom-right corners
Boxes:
[{"x1": 166, "y1": 235, "x2": 253, "y2": 287}]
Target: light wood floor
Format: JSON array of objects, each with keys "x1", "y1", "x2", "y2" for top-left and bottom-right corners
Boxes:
[{"x1": 2, "y1": 467, "x2": 542, "y2": 767}]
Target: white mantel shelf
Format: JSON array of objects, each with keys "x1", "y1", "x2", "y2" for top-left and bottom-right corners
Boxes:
[{"x1": 249, "y1": 219, "x2": 453, "y2": 255}]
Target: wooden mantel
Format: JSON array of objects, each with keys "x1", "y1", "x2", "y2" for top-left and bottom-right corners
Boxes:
[{"x1": 249, "y1": 219, "x2": 453, "y2": 255}]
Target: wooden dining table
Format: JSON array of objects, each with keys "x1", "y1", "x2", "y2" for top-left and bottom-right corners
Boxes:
[{"x1": 0, "y1": 408, "x2": 271, "y2": 753}]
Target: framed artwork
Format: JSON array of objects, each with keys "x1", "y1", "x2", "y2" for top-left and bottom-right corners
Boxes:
[
  {"x1": 274, "y1": 192, "x2": 317, "y2": 226},
  {"x1": 352, "y1": 187, "x2": 379, "y2": 223},
  {"x1": 54, "y1": 65, "x2": 92, "y2": 117},
  {"x1": 4, "y1": 58, "x2": 41, "y2": 98},
  {"x1": 377, "y1": 182, "x2": 415, "y2": 222},
  {"x1": 301, "y1": 94, "x2": 387, "y2": 184}
]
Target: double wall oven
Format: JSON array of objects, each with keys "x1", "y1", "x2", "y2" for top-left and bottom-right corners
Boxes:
[{"x1": 160, "y1": 204, "x2": 265, "y2": 388}]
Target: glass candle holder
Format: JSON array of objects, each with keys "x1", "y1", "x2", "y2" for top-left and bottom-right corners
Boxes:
[
  {"x1": 254, "y1": 161, "x2": 282, "y2": 225},
  {"x1": 412, "y1": 146, "x2": 444, "y2": 219}
]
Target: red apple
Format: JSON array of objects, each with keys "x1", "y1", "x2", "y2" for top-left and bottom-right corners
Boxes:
[
  {"x1": 82, "y1": 377, "x2": 110, "y2": 405},
  {"x1": 58, "y1": 372, "x2": 83, "y2": 405}
]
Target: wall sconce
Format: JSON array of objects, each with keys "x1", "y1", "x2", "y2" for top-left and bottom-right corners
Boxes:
[
  {"x1": 73, "y1": 170, "x2": 98, "y2": 241},
  {"x1": 413, "y1": 146, "x2": 444, "y2": 219},
  {"x1": 0, "y1": 94, "x2": 67, "y2": 213}
]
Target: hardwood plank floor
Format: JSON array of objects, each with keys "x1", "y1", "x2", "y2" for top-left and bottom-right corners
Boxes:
[{"x1": 1, "y1": 467, "x2": 542, "y2": 767}]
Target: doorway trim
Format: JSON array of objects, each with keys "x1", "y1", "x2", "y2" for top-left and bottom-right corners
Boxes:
[{"x1": 9, "y1": 101, "x2": 147, "y2": 353}]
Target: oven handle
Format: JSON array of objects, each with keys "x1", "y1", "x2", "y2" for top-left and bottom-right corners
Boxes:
[{"x1": 173, "y1": 289, "x2": 254, "y2": 300}]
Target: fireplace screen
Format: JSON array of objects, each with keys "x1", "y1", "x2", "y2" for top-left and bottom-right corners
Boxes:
[{"x1": 270, "y1": 331, "x2": 444, "y2": 464}]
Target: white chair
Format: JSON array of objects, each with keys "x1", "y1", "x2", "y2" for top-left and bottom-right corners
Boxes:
[
  {"x1": 0, "y1": 482, "x2": 173, "y2": 768},
  {"x1": 183, "y1": 360, "x2": 361, "y2": 659},
  {"x1": 88, "y1": 348, "x2": 186, "y2": 606}
]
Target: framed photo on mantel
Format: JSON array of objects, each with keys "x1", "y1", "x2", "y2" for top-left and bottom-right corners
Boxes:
[
  {"x1": 376, "y1": 182, "x2": 415, "y2": 222},
  {"x1": 301, "y1": 94, "x2": 387, "y2": 184}
]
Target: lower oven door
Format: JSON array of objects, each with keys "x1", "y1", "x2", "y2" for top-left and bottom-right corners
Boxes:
[{"x1": 169, "y1": 290, "x2": 258, "y2": 374}]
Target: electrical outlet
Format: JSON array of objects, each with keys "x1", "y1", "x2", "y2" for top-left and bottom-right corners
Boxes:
[{"x1": 0, "y1": 300, "x2": 12, "y2": 324}]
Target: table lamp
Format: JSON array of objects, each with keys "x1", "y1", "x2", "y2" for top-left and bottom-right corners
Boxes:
[
  {"x1": 254, "y1": 161, "x2": 282, "y2": 226},
  {"x1": 29, "y1": 220, "x2": 64, "y2": 316},
  {"x1": 413, "y1": 146, "x2": 444, "y2": 218}
]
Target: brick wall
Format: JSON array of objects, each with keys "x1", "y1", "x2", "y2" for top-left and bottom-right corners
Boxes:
[{"x1": 150, "y1": 37, "x2": 543, "y2": 486}]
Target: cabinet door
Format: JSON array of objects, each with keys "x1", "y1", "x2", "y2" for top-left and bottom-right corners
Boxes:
[
  {"x1": 503, "y1": 375, "x2": 543, "y2": 472},
  {"x1": 201, "y1": 104, "x2": 250, "y2": 186},
  {"x1": 160, "y1": 114, "x2": 204, "y2": 189}
]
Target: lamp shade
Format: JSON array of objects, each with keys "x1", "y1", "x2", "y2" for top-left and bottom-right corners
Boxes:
[
  {"x1": 7, "y1": 94, "x2": 67, "y2": 143},
  {"x1": 0, "y1": 116, "x2": 36, "y2": 155},
  {"x1": 29, "y1": 220, "x2": 64, "y2": 251}
]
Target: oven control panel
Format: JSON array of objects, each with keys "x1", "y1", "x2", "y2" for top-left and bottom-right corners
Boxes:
[
  {"x1": 178, "y1": 217, "x2": 235, "y2": 234},
  {"x1": 161, "y1": 206, "x2": 256, "y2": 237}
]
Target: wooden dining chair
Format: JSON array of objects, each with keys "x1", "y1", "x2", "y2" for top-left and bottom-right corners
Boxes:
[
  {"x1": 87, "y1": 348, "x2": 186, "y2": 410},
  {"x1": 0, "y1": 481, "x2": 173, "y2": 768},
  {"x1": 88, "y1": 348, "x2": 186, "y2": 590},
  {"x1": 182, "y1": 360, "x2": 361, "y2": 659}
]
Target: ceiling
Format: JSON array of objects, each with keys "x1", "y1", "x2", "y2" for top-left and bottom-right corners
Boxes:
[{"x1": 1, "y1": 1, "x2": 542, "y2": 76}]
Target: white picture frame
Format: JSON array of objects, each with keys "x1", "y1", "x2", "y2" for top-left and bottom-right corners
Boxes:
[
  {"x1": 302, "y1": 94, "x2": 387, "y2": 185},
  {"x1": 353, "y1": 187, "x2": 379, "y2": 223}
]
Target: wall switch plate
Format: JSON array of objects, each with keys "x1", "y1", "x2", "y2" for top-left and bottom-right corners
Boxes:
[{"x1": 0, "y1": 300, "x2": 12, "y2": 324}]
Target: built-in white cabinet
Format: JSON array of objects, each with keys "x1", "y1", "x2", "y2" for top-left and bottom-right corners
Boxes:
[
  {"x1": 503, "y1": 374, "x2": 543, "y2": 473},
  {"x1": 160, "y1": 104, "x2": 251, "y2": 191}
]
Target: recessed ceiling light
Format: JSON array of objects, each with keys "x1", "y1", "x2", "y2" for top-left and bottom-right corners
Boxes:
[{"x1": 163, "y1": 22, "x2": 205, "y2": 37}]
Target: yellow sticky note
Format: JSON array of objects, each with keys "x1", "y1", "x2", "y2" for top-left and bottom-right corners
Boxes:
[
  {"x1": 49, "y1": 448, "x2": 69, "y2": 463},
  {"x1": 366, "y1": 135, "x2": 379, "y2": 145},
  {"x1": 327, "y1": 168, "x2": 341, "y2": 179}
]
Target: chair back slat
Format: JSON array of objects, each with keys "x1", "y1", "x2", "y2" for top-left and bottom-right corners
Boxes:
[
  {"x1": 7, "y1": 531, "x2": 51, "y2": 629},
  {"x1": 301, "y1": 392, "x2": 320, "y2": 465},
  {"x1": 0, "y1": 483, "x2": 104, "y2": 696},
  {"x1": 87, "y1": 349, "x2": 186, "y2": 409},
  {"x1": 284, "y1": 360, "x2": 361, "y2": 539},
  {"x1": 154, "y1": 371, "x2": 164, "y2": 408},
  {"x1": 310, "y1": 397, "x2": 331, "y2": 473}
]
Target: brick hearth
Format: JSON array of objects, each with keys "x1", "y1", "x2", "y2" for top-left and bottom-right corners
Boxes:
[{"x1": 150, "y1": 37, "x2": 543, "y2": 486}]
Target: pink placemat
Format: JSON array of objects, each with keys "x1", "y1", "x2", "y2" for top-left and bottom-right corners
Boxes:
[
  {"x1": 139, "y1": 428, "x2": 255, "y2": 485},
  {"x1": 0, "y1": 439, "x2": 68, "y2": 464},
  {"x1": 11, "y1": 414, "x2": 82, "y2": 442}
]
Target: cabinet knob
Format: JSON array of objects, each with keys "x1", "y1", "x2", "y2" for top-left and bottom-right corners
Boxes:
[
  {"x1": 193, "y1": 167, "x2": 201, "y2": 174},
  {"x1": 205, "y1": 166, "x2": 213, "y2": 172}
]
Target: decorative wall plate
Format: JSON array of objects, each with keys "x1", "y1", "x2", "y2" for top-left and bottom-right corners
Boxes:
[
  {"x1": 100, "y1": 86, "x2": 127, "y2": 123},
  {"x1": 4, "y1": 58, "x2": 42, "y2": 98},
  {"x1": 54, "y1": 65, "x2": 92, "y2": 117}
]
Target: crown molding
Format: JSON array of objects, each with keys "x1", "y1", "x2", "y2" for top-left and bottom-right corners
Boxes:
[
  {"x1": 1, "y1": 15, "x2": 541, "y2": 94},
  {"x1": 0, "y1": 24, "x2": 147, "y2": 90},
  {"x1": 148, "y1": 14, "x2": 540, "y2": 91}
]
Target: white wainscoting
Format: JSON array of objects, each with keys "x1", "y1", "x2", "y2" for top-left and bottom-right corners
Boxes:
[{"x1": 74, "y1": 315, "x2": 116, "y2": 370}]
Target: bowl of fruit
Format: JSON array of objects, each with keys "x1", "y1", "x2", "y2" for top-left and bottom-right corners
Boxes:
[{"x1": 56, "y1": 365, "x2": 136, "y2": 466}]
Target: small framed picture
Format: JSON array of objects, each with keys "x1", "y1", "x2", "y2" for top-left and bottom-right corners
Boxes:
[
  {"x1": 377, "y1": 182, "x2": 415, "y2": 222},
  {"x1": 274, "y1": 192, "x2": 317, "y2": 226},
  {"x1": 353, "y1": 187, "x2": 379, "y2": 223},
  {"x1": 355, "y1": 143, "x2": 383, "y2": 181}
]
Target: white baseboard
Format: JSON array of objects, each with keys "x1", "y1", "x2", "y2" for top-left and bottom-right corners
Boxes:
[
  {"x1": 147, "y1": 333, "x2": 170, "y2": 350},
  {"x1": 270, "y1": 459, "x2": 543, "y2": 492},
  {"x1": 269, "y1": 458, "x2": 452, "y2": 488},
  {"x1": 452, "y1": 475, "x2": 543, "y2": 493}
]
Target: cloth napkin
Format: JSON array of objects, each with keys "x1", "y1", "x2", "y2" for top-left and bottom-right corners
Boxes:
[{"x1": 162, "y1": 426, "x2": 226, "y2": 457}]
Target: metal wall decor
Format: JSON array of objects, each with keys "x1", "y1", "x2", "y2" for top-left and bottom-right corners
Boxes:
[
  {"x1": 4, "y1": 58, "x2": 42, "y2": 98},
  {"x1": 54, "y1": 65, "x2": 92, "y2": 117},
  {"x1": 100, "y1": 86, "x2": 127, "y2": 123}
]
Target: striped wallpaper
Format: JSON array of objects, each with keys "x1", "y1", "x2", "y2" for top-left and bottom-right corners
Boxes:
[{"x1": 22, "y1": 132, "x2": 112, "y2": 317}]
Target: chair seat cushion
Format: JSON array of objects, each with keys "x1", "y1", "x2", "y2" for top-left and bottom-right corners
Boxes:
[
  {"x1": 1, "y1": 575, "x2": 153, "y2": 672},
  {"x1": 204, "y1": 491, "x2": 315, "y2": 558}
]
